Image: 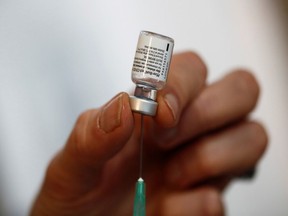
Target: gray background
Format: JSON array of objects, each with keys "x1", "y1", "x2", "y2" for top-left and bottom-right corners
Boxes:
[{"x1": 0, "y1": 0, "x2": 287, "y2": 215}]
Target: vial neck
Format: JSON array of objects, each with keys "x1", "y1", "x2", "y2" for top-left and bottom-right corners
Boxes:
[{"x1": 134, "y1": 84, "x2": 157, "y2": 101}]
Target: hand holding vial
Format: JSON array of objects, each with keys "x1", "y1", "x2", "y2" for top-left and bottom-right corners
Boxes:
[{"x1": 30, "y1": 49, "x2": 268, "y2": 215}]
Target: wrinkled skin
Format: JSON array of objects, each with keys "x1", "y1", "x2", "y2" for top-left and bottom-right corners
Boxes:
[{"x1": 31, "y1": 52, "x2": 268, "y2": 216}]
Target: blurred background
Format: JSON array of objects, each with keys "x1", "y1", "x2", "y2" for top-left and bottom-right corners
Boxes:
[{"x1": 0, "y1": 0, "x2": 287, "y2": 215}]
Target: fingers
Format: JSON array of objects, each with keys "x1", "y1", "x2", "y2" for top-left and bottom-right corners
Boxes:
[
  {"x1": 164, "y1": 121, "x2": 268, "y2": 188},
  {"x1": 155, "y1": 51, "x2": 207, "y2": 127},
  {"x1": 40, "y1": 93, "x2": 134, "y2": 199},
  {"x1": 157, "y1": 69, "x2": 260, "y2": 148},
  {"x1": 65, "y1": 92, "x2": 134, "y2": 167},
  {"x1": 158, "y1": 187, "x2": 224, "y2": 216},
  {"x1": 190, "y1": 70, "x2": 260, "y2": 135}
]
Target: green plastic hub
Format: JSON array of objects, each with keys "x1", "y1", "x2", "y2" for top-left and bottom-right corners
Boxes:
[{"x1": 133, "y1": 178, "x2": 146, "y2": 216}]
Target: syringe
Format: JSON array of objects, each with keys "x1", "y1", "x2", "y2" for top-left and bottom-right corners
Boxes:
[
  {"x1": 133, "y1": 115, "x2": 146, "y2": 216},
  {"x1": 129, "y1": 31, "x2": 174, "y2": 216}
]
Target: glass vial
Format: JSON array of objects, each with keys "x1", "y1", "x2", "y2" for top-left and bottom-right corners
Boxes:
[{"x1": 129, "y1": 31, "x2": 174, "y2": 116}]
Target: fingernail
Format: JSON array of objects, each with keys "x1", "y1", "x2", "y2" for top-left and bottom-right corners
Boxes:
[
  {"x1": 164, "y1": 93, "x2": 179, "y2": 121},
  {"x1": 98, "y1": 93, "x2": 123, "y2": 133}
]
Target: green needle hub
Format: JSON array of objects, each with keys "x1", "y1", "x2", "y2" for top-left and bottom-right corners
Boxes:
[{"x1": 133, "y1": 178, "x2": 146, "y2": 216}]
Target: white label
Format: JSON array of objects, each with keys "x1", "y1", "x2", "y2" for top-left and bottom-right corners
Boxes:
[{"x1": 132, "y1": 33, "x2": 173, "y2": 82}]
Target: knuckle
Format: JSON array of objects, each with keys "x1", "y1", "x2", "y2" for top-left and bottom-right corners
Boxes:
[
  {"x1": 203, "y1": 189, "x2": 224, "y2": 216},
  {"x1": 70, "y1": 110, "x2": 96, "y2": 159},
  {"x1": 169, "y1": 51, "x2": 208, "y2": 112},
  {"x1": 43, "y1": 156, "x2": 69, "y2": 200},
  {"x1": 45, "y1": 157, "x2": 57, "y2": 184},
  {"x1": 73, "y1": 111, "x2": 90, "y2": 143},
  {"x1": 173, "y1": 51, "x2": 208, "y2": 80},
  {"x1": 196, "y1": 145, "x2": 221, "y2": 177},
  {"x1": 76, "y1": 110, "x2": 92, "y2": 126},
  {"x1": 181, "y1": 51, "x2": 208, "y2": 80}
]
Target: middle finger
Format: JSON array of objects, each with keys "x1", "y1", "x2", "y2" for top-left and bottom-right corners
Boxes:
[{"x1": 155, "y1": 70, "x2": 260, "y2": 149}]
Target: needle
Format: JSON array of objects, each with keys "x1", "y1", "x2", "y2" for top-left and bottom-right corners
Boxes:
[
  {"x1": 139, "y1": 114, "x2": 144, "y2": 178},
  {"x1": 133, "y1": 114, "x2": 146, "y2": 216}
]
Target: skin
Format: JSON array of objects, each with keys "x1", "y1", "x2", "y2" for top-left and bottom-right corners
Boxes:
[{"x1": 30, "y1": 52, "x2": 268, "y2": 216}]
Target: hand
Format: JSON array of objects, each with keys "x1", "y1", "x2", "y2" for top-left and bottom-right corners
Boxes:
[{"x1": 30, "y1": 52, "x2": 268, "y2": 216}]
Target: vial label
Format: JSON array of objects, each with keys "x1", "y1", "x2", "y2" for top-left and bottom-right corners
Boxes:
[{"x1": 132, "y1": 33, "x2": 173, "y2": 85}]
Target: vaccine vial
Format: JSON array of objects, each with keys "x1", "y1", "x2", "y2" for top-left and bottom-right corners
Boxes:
[{"x1": 129, "y1": 31, "x2": 174, "y2": 116}]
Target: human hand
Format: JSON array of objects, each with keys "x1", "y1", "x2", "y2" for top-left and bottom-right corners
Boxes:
[{"x1": 30, "y1": 52, "x2": 268, "y2": 216}]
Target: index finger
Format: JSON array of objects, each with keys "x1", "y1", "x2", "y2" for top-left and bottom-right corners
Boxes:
[{"x1": 155, "y1": 51, "x2": 208, "y2": 127}]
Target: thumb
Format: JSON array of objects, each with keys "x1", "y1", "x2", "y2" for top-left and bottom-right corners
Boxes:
[
  {"x1": 36, "y1": 92, "x2": 134, "y2": 202},
  {"x1": 65, "y1": 92, "x2": 134, "y2": 167}
]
